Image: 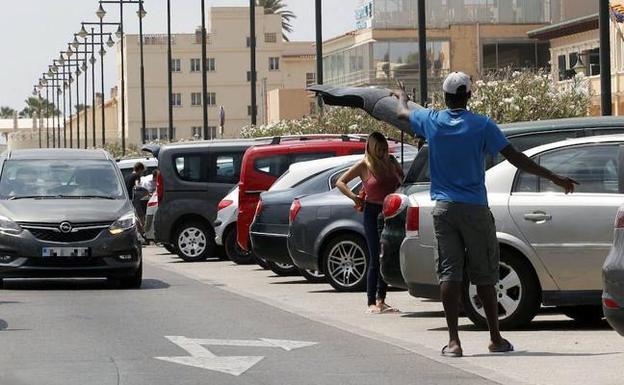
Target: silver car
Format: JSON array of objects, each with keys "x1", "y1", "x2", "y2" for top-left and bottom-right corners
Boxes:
[
  {"x1": 400, "y1": 134, "x2": 624, "y2": 329},
  {"x1": 603, "y1": 204, "x2": 624, "y2": 336}
]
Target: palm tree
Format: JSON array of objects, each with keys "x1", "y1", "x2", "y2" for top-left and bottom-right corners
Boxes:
[
  {"x1": 257, "y1": 0, "x2": 295, "y2": 41},
  {"x1": 0, "y1": 106, "x2": 16, "y2": 119},
  {"x1": 19, "y1": 97, "x2": 58, "y2": 118}
]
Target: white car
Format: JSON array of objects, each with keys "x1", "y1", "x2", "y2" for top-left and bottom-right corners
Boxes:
[
  {"x1": 117, "y1": 157, "x2": 158, "y2": 179},
  {"x1": 215, "y1": 186, "x2": 244, "y2": 262},
  {"x1": 398, "y1": 134, "x2": 624, "y2": 329}
]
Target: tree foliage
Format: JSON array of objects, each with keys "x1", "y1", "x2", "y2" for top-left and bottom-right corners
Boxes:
[
  {"x1": 431, "y1": 69, "x2": 592, "y2": 123},
  {"x1": 19, "y1": 97, "x2": 59, "y2": 118},
  {"x1": 240, "y1": 106, "x2": 415, "y2": 143},
  {"x1": 0, "y1": 106, "x2": 16, "y2": 119},
  {"x1": 257, "y1": 0, "x2": 295, "y2": 41}
]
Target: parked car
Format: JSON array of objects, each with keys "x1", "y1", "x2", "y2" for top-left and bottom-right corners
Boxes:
[
  {"x1": 142, "y1": 139, "x2": 269, "y2": 262},
  {"x1": 399, "y1": 134, "x2": 624, "y2": 329},
  {"x1": 117, "y1": 157, "x2": 158, "y2": 179},
  {"x1": 251, "y1": 155, "x2": 364, "y2": 279},
  {"x1": 287, "y1": 149, "x2": 416, "y2": 292},
  {"x1": 603, "y1": 205, "x2": 624, "y2": 336},
  {"x1": 0, "y1": 149, "x2": 142, "y2": 288},
  {"x1": 237, "y1": 135, "x2": 369, "y2": 254},
  {"x1": 214, "y1": 186, "x2": 249, "y2": 263}
]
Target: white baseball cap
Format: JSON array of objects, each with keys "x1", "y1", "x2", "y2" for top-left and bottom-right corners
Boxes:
[{"x1": 442, "y1": 72, "x2": 472, "y2": 95}]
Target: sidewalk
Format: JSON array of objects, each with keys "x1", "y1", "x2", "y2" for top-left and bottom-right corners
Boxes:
[{"x1": 145, "y1": 247, "x2": 624, "y2": 385}]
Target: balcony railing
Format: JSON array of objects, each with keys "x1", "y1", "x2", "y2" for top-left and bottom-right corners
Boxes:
[{"x1": 324, "y1": 68, "x2": 449, "y2": 89}]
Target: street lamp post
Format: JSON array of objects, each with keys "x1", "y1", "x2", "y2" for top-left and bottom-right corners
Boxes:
[
  {"x1": 167, "y1": 0, "x2": 173, "y2": 141},
  {"x1": 201, "y1": 0, "x2": 209, "y2": 138},
  {"x1": 315, "y1": 0, "x2": 323, "y2": 113},
  {"x1": 249, "y1": 0, "x2": 257, "y2": 126},
  {"x1": 84, "y1": 19, "x2": 118, "y2": 147},
  {"x1": 55, "y1": 58, "x2": 75, "y2": 148},
  {"x1": 99, "y1": 0, "x2": 147, "y2": 154},
  {"x1": 599, "y1": 0, "x2": 612, "y2": 116}
]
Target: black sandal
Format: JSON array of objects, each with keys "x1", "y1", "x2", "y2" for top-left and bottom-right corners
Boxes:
[
  {"x1": 441, "y1": 345, "x2": 463, "y2": 357},
  {"x1": 489, "y1": 339, "x2": 514, "y2": 353}
]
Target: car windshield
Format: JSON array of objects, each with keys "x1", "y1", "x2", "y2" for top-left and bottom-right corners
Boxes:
[{"x1": 0, "y1": 159, "x2": 126, "y2": 200}]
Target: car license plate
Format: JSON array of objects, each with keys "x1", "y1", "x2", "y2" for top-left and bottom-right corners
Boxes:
[{"x1": 42, "y1": 247, "x2": 90, "y2": 257}]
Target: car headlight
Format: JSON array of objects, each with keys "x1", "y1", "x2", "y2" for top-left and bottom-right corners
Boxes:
[
  {"x1": 0, "y1": 215, "x2": 22, "y2": 235},
  {"x1": 109, "y1": 211, "x2": 136, "y2": 235}
]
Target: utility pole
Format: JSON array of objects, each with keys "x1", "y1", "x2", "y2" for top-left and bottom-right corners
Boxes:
[
  {"x1": 250, "y1": 0, "x2": 257, "y2": 126},
  {"x1": 201, "y1": 0, "x2": 209, "y2": 138},
  {"x1": 315, "y1": 0, "x2": 323, "y2": 112},
  {"x1": 599, "y1": 0, "x2": 612, "y2": 115}
]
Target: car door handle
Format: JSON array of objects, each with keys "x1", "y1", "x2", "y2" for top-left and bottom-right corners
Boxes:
[{"x1": 523, "y1": 212, "x2": 552, "y2": 222}]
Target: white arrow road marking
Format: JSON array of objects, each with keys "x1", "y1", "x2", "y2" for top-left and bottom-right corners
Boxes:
[{"x1": 155, "y1": 336, "x2": 318, "y2": 376}]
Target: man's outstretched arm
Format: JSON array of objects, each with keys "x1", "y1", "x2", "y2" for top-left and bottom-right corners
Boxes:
[{"x1": 500, "y1": 145, "x2": 578, "y2": 194}]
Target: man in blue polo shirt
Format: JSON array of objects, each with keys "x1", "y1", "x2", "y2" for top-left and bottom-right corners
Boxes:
[{"x1": 396, "y1": 72, "x2": 577, "y2": 357}]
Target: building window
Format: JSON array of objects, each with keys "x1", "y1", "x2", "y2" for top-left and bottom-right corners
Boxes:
[
  {"x1": 269, "y1": 57, "x2": 280, "y2": 71},
  {"x1": 171, "y1": 93, "x2": 182, "y2": 107},
  {"x1": 206, "y1": 92, "x2": 216, "y2": 106},
  {"x1": 191, "y1": 92, "x2": 202, "y2": 106},
  {"x1": 264, "y1": 32, "x2": 277, "y2": 43},
  {"x1": 171, "y1": 59, "x2": 181, "y2": 72},
  {"x1": 190, "y1": 58, "x2": 201, "y2": 72},
  {"x1": 482, "y1": 40, "x2": 550, "y2": 73},
  {"x1": 144, "y1": 127, "x2": 175, "y2": 142},
  {"x1": 191, "y1": 126, "x2": 218, "y2": 140},
  {"x1": 306, "y1": 72, "x2": 316, "y2": 87},
  {"x1": 208, "y1": 126, "x2": 217, "y2": 139},
  {"x1": 206, "y1": 58, "x2": 216, "y2": 72}
]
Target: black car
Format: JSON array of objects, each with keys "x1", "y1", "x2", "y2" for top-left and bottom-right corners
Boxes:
[
  {"x1": 0, "y1": 149, "x2": 142, "y2": 288},
  {"x1": 142, "y1": 139, "x2": 269, "y2": 262}
]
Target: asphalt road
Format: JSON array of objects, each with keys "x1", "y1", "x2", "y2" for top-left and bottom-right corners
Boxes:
[{"x1": 0, "y1": 257, "x2": 495, "y2": 385}]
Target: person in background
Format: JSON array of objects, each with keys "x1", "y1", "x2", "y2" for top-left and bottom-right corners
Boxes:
[
  {"x1": 142, "y1": 169, "x2": 158, "y2": 194},
  {"x1": 336, "y1": 132, "x2": 404, "y2": 314},
  {"x1": 125, "y1": 162, "x2": 145, "y2": 198},
  {"x1": 396, "y1": 72, "x2": 577, "y2": 357}
]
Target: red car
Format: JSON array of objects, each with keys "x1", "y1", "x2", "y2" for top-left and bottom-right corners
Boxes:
[{"x1": 237, "y1": 135, "x2": 368, "y2": 253}]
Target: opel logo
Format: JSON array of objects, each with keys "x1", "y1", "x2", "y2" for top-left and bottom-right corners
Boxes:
[{"x1": 59, "y1": 222, "x2": 73, "y2": 233}]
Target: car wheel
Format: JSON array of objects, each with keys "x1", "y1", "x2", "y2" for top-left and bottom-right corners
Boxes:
[
  {"x1": 267, "y1": 260, "x2": 300, "y2": 276},
  {"x1": 175, "y1": 221, "x2": 214, "y2": 262},
  {"x1": 323, "y1": 234, "x2": 368, "y2": 292},
  {"x1": 163, "y1": 243, "x2": 177, "y2": 254},
  {"x1": 224, "y1": 228, "x2": 254, "y2": 264},
  {"x1": 299, "y1": 268, "x2": 326, "y2": 283},
  {"x1": 462, "y1": 251, "x2": 540, "y2": 330},
  {"x1": 560, "y1": 305, "x2": 604, "y2": 324},
  {"x1": 119, "y1": 262, "x2": 143, "y2": 289}
]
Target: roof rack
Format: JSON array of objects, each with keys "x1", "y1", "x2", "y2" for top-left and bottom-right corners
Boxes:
[{"x1": 268, "y1": 134, "x2": 368, "y2": 145}]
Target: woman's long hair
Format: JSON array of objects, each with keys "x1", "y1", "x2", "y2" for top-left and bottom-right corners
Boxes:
[{"x1": 364, "y1": 132, "x2": 391, "y2": 177}]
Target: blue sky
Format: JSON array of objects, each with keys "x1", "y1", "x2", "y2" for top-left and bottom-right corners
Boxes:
[{"x1": 0, "y1": 0, "x2": 360, "y2": 111}]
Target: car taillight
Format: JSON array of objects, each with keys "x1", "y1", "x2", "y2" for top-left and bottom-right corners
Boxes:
[
  {"x1": 289, "y1": 199, "x2": 301, "y2": 224},
  {"x1": 156, "y1": 172, "x2": 164, "y2": 203},
  {"x1": 147, "y1": 193, "x2": 158, "y2": 207},
  {"x1": 383, "y1": 193, "x2": 407, "y2": 219},
  {"x1": 218, "y1": 199, "x2": 233, "y2": 211},
  {"x1": 615, "y1": 208, "x2": 624, "y2": 228},
  {"x1": 405, "y1": 205, "x2": 419, "y2": 237},
  {"x1": 604, "y1": 297, "x2": 620, "y2": 309}
]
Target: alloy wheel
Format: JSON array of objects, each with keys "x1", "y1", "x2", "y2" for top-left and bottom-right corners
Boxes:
[
  {"x1": 468, "y1": 261, "x2": 522, "y2": 321},
  {"x1": 327, "y1": 240, "x2": 367, "y2": 289}
]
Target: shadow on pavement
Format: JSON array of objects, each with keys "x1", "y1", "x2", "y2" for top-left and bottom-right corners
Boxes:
[
  {"x1": 270, "y1": 279, "x2": 310, "y2": 285},
  {"x1": 428, "y1": 318, "x2": 612, "y2": 332},
  {"x1": 468, "y1": 350, "x2": 622, "y2": 358},
  {"x1": 2, "y1": 278, "x2": 170, "y2": 291},
  {"x1": 401, "y1": 310, "x2": 446, "y2": 318},
  {"x1": 307, "y1": 289, "x2": 345, "y2": 294}
]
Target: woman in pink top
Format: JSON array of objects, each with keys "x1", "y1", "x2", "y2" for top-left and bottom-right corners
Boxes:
[{"x1": 336, "y1": 132, "x2": 404, "y2": 313}]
